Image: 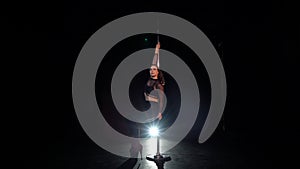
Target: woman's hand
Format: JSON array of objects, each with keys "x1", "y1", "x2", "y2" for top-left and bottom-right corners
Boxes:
[
  {"x1": 155, "y1": 42, "x2": 160, "y2": 54},
  {"x1": 157, "y1": 112, "x2": 162, "y2": 120},
  {"x1": 156, "y1": 42, "x2": 160, "y2": 49}
]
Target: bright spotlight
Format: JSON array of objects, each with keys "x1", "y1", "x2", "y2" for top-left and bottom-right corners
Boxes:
[{"x1": 148, "y1": 126, "x2": 159, "y2": 137}]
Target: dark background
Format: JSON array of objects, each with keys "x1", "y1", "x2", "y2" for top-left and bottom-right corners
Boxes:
[{"x1": 9, "y1": 0, "x2": 299, "y2": 168}]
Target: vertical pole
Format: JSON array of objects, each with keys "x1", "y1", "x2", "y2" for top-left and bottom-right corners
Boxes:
[{"x1": 156, "y1": 136, "x2": 160, "y2": 155}]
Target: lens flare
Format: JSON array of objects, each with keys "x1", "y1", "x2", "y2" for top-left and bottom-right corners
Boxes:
[{"x1": 148, "y1": 126, "x2": 159, "y2": 137}]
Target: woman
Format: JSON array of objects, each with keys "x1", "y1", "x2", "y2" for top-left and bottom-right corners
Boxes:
[{"x1": 144, "y1": 42, "x2": 165, "y2": 121}]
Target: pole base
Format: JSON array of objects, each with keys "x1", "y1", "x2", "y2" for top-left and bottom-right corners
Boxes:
[{"x1": 146, "y1": 154, "x2": 171, "y2": 169}]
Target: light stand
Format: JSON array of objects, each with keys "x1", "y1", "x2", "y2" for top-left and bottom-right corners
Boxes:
[{"x1": 146, "y1": 127, "x2": 171, "y2": 169}]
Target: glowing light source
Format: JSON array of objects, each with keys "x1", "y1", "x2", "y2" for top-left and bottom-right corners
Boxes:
[{"x1": 148, "y1": 126, "x2": 159, "y2": 137}]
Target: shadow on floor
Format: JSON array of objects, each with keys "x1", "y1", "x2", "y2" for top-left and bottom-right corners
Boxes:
[{"x1": 117, "y1": 158, "x2": 141, "y2": 169}]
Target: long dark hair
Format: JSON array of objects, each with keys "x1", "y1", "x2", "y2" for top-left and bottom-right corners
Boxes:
[{"x1": 158, "y1": 69, "x2": 165, "y2": 86}]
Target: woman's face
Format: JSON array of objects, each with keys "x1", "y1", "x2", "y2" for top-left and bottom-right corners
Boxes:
[{"x1": 150, "y1": 66, "x2": 159, "y2": 79}]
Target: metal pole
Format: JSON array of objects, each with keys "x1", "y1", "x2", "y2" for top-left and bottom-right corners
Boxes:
[{"x1": 156, "y1": 136, "x2": 160, "y2": 155}]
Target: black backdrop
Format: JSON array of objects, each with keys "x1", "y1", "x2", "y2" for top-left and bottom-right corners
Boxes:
[{"x1": 9, "y1": 0, "x2": 299, "y2": 168}]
